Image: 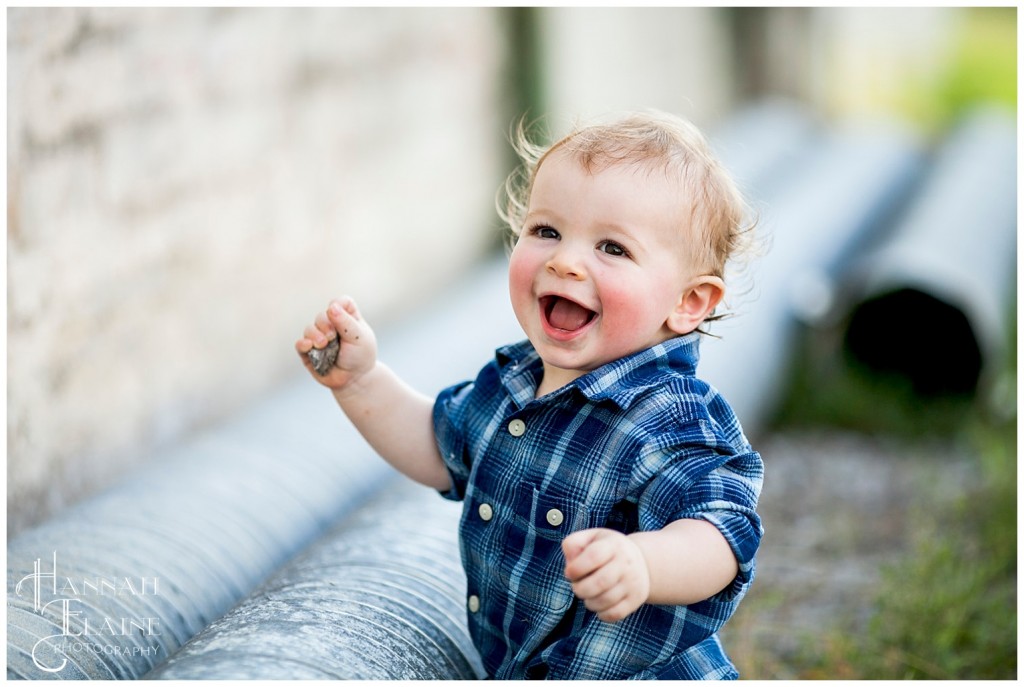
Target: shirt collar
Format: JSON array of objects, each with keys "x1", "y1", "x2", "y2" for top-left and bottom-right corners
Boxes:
[{"x1": 494, "y1": 333, "x2": 702, "y2": 410}]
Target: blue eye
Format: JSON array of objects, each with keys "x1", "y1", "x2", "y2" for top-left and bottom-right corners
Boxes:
[{"x1": 598, "y1": 241, "x2": 627, "y2": 257}]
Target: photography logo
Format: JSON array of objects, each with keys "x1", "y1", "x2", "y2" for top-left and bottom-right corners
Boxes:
[{"x1": 14, "y1": 552, "x2": 163, "y2": 674}]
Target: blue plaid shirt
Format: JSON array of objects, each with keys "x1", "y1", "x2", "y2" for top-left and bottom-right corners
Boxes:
[{"x1": 433, "y1": 333, "x2": 763, "y2": 680}]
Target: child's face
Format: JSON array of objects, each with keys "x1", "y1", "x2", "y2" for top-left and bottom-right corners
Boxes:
[{"x1": 509, "y1": 149, "x2": 704, "y2": 390}]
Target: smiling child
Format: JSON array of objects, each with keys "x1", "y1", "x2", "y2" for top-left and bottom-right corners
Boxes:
[{"x1": 296, "y1": 110, "x2": 764, "y2": 680}]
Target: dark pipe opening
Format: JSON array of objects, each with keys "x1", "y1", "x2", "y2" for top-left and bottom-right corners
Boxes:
[{"x1": 844, "y1": 288, "x2": 982, "y2": 396}]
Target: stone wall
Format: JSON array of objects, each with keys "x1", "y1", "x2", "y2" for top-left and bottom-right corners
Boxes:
[
  {"x1": 535, "y1": 7, "x2": 734, "y2": 134},
  {"x1": 7, "y1": 7, "x2": 509, "y2": 534}
]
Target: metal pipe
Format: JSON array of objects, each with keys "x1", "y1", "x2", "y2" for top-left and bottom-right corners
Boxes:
[
  {"x1": 146, "y1": 478, "x2": 485, "y2": 680},
  {"x1": 6, "y1": 387, "x2": 394, "y2": 679},
  {"x1": 838, "y1": 107, "x2": 1017, "y2": 396},
  {"x1": 700, "y1": 116, "x2": 926, "y2": 433}
]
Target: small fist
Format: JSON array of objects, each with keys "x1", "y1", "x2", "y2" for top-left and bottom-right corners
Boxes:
[
  {"x1": 295, "y1": 296, "x2": 378, "y2": 391},
  {"x1": 562, "y1": 528, "x2": 651, "y2": 623}
]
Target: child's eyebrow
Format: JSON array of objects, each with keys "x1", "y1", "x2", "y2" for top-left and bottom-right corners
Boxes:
[
  {"x1": 596, "y1": 221, "x2": 643, "y2": 245},
  {"x1": 524, "y1": 207, "x2": 563, "y2": 224}
]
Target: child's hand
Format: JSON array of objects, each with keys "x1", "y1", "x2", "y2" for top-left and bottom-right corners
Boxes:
[
  {"x1": 562, "y1": 528, "x2": 651, "y2": 623},
  {"x1": 295, "y1": 296, "x2": 378, "y2": 393}
]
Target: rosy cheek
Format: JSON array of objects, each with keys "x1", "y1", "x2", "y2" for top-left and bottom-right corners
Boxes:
[
  {"x1": 596, "y1": 284, "x2": 648, "y2": 340},
  {"x1": 508, "y1": 246, "x2": 538, "y2": 312}
]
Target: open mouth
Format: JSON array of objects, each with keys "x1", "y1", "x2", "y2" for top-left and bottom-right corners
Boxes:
[{"x1": 540, "y1": 295, "x2": 597, "y2": 333}]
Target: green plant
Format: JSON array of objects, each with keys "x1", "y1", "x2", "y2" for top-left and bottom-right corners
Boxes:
[{"x1": 838, "y1": 418, "x2": 1016, "y2": 679}]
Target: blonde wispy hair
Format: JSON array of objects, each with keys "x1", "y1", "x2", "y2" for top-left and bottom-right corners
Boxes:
[{"x1": 498, "y1": 110, "x2": 759, "y2": 296}]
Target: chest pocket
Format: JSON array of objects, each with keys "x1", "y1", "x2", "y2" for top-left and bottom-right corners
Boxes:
[{"x1": 481, "y1": 483, "x2": 589, "y2": 615}]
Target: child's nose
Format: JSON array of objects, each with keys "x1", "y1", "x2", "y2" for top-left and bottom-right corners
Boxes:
[{"x1": 546, "y1": 246, "x2": 587, "y2": 281}]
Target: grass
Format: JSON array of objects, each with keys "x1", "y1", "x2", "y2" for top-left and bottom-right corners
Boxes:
[
  {"x1": 751, "y1": 323, "x2": 1017, "y2": 679},
  {"x1": 790, "y1": 416, "x2": 1016, "y2": 679}
]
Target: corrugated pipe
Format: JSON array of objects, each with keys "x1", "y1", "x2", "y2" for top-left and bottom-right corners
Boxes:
[
  {"x1": 6, "y1": 385, "x2": 394, "y2": 679},
  {"x1": 838, "y1": 107, "x2": 1017, "y2": 396},
  {"x1": 147, "y1": 479, "x2": 485, "y2": 679}
]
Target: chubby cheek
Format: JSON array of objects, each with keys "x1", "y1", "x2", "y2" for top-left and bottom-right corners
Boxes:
[
  {"x1": 597, "y1": 280, "x2": 670, "y2": 350},
  {"x1": 507, "y1": 245, "x2": 540, "y2": 323}
]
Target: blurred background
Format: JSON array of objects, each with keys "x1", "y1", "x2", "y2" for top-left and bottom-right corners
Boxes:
[{"x1": 7, "y1": 7, "x2": 1016, "y2": 679}]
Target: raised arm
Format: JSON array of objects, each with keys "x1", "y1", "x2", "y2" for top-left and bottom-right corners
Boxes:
[{"x1": 296, "y1": 297, "x2": 451, "y2": 492}]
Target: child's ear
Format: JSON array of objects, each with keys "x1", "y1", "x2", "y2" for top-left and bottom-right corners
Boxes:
[{"x1": 667, "y1": 276, "x2": 725, "y2": 335}]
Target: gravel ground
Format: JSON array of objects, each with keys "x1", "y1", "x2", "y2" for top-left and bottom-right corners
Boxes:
[{"x1": 721, "y1": 429, "x2": 980, "y2": 679}]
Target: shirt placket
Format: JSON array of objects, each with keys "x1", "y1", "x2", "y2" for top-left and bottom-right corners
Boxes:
[{"x1": 462, "y1": 406, "x2": 536, "y2": 655}]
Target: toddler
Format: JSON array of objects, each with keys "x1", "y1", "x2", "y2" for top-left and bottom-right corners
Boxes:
[{"x1": 296, "y1": 111, "x2": 764, "y2": 680}]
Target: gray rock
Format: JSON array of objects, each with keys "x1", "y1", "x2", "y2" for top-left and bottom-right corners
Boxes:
[{"x1": 309, "y1": 338, "x2": 340, "y2": 376}]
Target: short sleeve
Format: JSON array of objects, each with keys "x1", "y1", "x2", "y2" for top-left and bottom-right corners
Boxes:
[
  {"x1": 635, "y1": 420, "x2": 764, "y2": 600},
  {"x1": 432, "y1": 380, "x2": 475, "y2": 502}
]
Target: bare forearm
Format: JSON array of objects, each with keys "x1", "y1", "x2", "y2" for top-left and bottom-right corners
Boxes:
[
  {"x1": 333, "y1": 362, "x2": 451, "y2": 491},
  {"x1": 628, "y1": 519, "x2": 738, "y2": 606}
]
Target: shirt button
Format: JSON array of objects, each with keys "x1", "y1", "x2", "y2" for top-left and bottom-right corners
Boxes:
[
  {"x1": 508, "y1": 418, "x2": 526, "y2": 437},
  {"x1": 478, "y1": 503, "x2": 493, "y2": 521},
  {"x1": 468, "y1": 594, "x2": 480, "y2": 613},
  {"x1": 546, "y1": 508, "x2": 564, "y2": 527}
]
